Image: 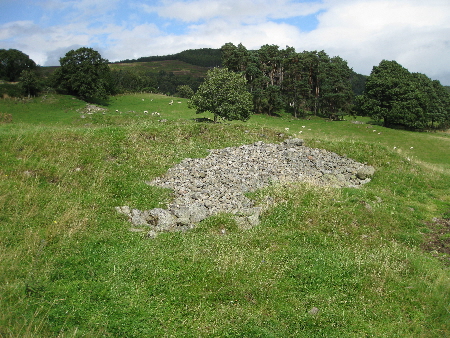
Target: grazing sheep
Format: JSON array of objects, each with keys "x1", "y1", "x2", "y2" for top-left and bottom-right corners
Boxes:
[{"x1": 144, "y1": 110, "x2": 148, "y2": 114}]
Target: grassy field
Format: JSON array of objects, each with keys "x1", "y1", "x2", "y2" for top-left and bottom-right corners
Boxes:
[{"x1": 1, "y1": 93, "x2": 449, "y2": 337}]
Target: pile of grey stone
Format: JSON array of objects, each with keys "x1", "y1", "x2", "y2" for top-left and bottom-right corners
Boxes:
[{"x1": 116, "y1": 139, "x2": 375, "y2": 236}]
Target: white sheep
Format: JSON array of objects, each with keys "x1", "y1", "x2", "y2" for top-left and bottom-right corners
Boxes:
[{"x1": 144, "y1": 110, "x2": 148, "y2": 114}]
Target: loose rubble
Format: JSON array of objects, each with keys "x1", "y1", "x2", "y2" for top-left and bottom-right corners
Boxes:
[{"x1": 116, "y1": 139, "x2": 375, "y2": 236}]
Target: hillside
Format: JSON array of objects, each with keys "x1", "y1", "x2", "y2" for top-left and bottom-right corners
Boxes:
[
  {"x1": 0, "y1": 93, "x2": 449, "y2": 336},
  {"x1": 109, "y1": 59, "x2": 210, "y2": 78},
  {"x1": 117, "y1": 48, "x2": 222, "y2": 67}
]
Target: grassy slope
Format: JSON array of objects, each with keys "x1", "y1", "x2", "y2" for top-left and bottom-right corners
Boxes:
[{"x1": 0, "y1": 94, "x2": 449, "y2": 337}]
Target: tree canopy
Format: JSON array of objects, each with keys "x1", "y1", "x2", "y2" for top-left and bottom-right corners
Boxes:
[
  {"x1": 53, "y1": 47, "x2": 113, "y2": 100},
  {"x1": 189, "y1": 67, "x2": 253, "y2": 122},
  {"x1": 19, "y1": 69, "x2": 41, "y2": 97},
  {"x1": 221, "y1": 43, "x2": 354, "y2": 119},
  {"x1": 0, "y1": 49, "x2": 37, "y2": 82},
  {"x1": 356, "y1": 60, "x2": 450, "y2": 129}
]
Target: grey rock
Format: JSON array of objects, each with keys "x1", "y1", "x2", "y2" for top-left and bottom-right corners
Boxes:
[
  {"x1": 356, "y1": 165, "x2": 375, "y2": 180},
  {"x1": 147, "y1": 208, "x2": 177, "y2": 230},
  {"x1": 309, "y1": 307, "x2": 320, "y2": 315},
  {"x1": 118, "y1": 139, "x2": 374, "y2": 235},
  {"x1": 283, "y1": 138, "x2": 304, "y2": 147}
]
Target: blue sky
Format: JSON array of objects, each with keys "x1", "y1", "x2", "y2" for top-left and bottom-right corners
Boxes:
[{"x1": 1, "y1": 0, "x2": 450, "y2": 85}]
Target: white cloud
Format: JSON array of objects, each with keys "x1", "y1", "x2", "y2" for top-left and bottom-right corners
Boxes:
[
  {"x1": 301, "y1": 0, "x2": 450, "y2": 81},
  {"x1": 1, "y1": 0, "x2": 449, "y2": 84},
  {"x1": 143, "y1": 0, "x2": 324, "y2": 23}
]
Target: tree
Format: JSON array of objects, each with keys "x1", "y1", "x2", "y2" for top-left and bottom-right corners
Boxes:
[
  {"x1": 0, "y1": 49, "x2": 37, "y2": 82},
  {"x1": 189, "y1": 68, "x2": 253, "y2": 122},
  {"x1": 319, "y1": 56, "x2": 354, "y2": 120},
  {"x1": 357, "y1": 60, "x2": 450, "y2": 129},
  {"x1": 176, "y1": 85, "x2": 194, "y2": 99},
  {"x1": 19, "y1": 70, "x2": 41, "y2": 97},
  {"x1": 54, "y1": 47, "x2": 112, "y2": 100},
  {"x1": 221, "y1": 43, "x2": 249, "y2": 72}
]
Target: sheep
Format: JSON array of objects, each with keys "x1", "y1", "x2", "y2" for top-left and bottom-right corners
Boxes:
[
  {"x1": 152, "y1": 112, "x2": 160, "y2": 116},
  {"x1": 144, "y1": 110, "x2": 148, "y2": 114}
]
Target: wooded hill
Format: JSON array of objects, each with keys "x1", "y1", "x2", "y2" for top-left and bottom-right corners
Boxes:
[
  {"x1": 111, "y1": 47, "x2": 367, "y2": 96},
  {"x1": 116, "y1": 48, "x2": 222, "y2": 68}
]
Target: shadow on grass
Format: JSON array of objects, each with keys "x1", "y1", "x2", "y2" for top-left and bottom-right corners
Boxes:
[
  {"x1": 79, "y1": 96, "x2": 112, "y2": 106},
  {"x1": 193, "y1": 117, "x2": 215, "y2": 123}
]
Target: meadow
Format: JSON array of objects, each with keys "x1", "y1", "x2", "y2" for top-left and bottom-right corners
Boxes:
[{"x1": 0, "y1": 93, "x2": 449, "y2": 337}]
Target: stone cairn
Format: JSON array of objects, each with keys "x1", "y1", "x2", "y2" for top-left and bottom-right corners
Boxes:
[{"x1": 116, "y1": 139, "x2": 375, "y2": 237}]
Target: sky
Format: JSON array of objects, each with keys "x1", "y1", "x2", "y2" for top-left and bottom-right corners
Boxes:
[{"x1": 1, "y1": 0, "x2": 450, "y2": 85}]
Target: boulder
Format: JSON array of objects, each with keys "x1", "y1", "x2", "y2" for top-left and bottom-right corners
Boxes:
[{"x1": 356, "y1": 166, "x2": 375, "y2": 180}]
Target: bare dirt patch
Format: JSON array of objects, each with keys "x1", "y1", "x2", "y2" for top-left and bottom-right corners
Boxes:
[{"x1": 422, "y1": 217, "x2": 450, "y2": 265}]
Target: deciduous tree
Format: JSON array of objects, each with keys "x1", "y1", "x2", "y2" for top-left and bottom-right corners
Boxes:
[
  {"x1": 189, "y1": 68, "x2": 253, "y2": 122},
  {"x1": 54, "y1": 47, "x2": 112, "y2": 100},
  {"x1": 19, "y1": 70, "x2": 41, "y2": 97},
  {"x1": 357, "y1": 60, "x2": 450, "y2": 129},
  {"x1": 0, "y1": 49, "x2": 37, "y2": 82}
]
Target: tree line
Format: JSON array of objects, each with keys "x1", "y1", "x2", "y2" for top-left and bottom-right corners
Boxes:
[
  {"x1": 219, "y1": 43, "x2": 450, "y2": 129},
  {"x1": 1, "y1": 46, "x2": 449, "y2": 130},
  {"x1": 356, "y1": 60, "x2": 450, "y2": 130}
]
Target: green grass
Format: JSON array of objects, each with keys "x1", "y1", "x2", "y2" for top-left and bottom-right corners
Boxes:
[{"x1": 1, "y1": 94, "x2": 449, "y2": 337}]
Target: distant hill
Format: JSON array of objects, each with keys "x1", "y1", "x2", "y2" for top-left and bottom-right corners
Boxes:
[
  {"x1": 109, "y1": 60, "x2": 210, "y2": 78},
  {"x1": 116, "y1": 48, "x2": 223, "y2": 68},
  {"x1": 39, "y1": 48, "x2": 369, "y2": 96}
]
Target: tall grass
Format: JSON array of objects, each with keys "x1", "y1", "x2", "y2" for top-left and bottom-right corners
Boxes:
[{"x1": 0, "y1": 94, "x2": 449, "y2": 337}]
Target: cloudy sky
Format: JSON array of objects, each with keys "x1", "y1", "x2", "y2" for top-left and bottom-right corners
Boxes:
[{"x1": 1, "y1": 0, "x2": 449, "y2": 84}]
